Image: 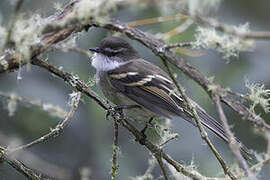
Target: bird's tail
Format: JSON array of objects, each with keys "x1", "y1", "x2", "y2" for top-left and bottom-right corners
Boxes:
[{"x1": 194, "y1": 106, "x2": 252, "y2": 158}]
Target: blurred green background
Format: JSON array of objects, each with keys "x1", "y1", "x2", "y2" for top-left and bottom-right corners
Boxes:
[{"x1": 0, "y1": 0, "x2": 270, "y2": 179}]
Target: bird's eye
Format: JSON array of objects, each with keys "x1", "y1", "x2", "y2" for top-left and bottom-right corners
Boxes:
[{"x1": 104, "y1": 47, "x2": 124, "y2": 56}]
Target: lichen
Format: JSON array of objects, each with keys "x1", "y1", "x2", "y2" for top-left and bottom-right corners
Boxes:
[
  {"x1": 194, "y1": 24, "x2": 254, "y2": 60},
  {"x1": 0, "y1": 56, "x2": 8, "y2": 70},
  {"x1": 12, "y1": 14, "x2": 48, "y2": 62},
  {"x1": 245, "y1": 80, "x2": 270, "y2": 113}
]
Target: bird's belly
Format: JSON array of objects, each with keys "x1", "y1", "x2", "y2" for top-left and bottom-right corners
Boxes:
[{"x1": 97, "y1": 71, "x2": 157, "y2": 120}]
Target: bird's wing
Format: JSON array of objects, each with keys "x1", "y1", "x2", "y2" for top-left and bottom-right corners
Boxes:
[{"x1": 107, "y1": 59, "x2": 190, "y2": 119}]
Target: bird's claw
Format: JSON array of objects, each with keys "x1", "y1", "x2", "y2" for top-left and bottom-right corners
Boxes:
[{"x1": 106, "y1": 105, "x2": 141, "y2": 120}]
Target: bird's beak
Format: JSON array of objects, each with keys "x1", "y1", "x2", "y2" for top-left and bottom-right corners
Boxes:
[{"x1": 89, "y1": 47, "x2": 101, "y2": 53}]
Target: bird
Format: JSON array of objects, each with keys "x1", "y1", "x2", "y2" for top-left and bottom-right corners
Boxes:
[{"x1": 89, "y1": 36, "x2": 250, "y2": 155}]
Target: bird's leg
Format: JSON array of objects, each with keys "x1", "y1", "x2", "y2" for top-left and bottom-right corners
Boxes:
[
  {"x1": 137, "y1": 117, "x2": 154, "y2": 144},
  {"x1": 141, "y1": 117, "x2": 154, "y2": 135}
]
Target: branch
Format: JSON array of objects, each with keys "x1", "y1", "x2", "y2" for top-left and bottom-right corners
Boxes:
[
  {"x1": 154, "y1": 150, "x2": 170, "y2": 180},
  {"x1": 160, "y1": 19, "x2": 194, "y2": 40},
  {"x1": 196, "y1": 16, "x2": 270, "y2": 40},
  {"x1": 0, "y1": 1, "x2": 269, "y2": 178},
  {"x1": 111, "y1": 119, "x2": 119, "y2": 179},
  {"x1": 54, "y1": 46, "x2": 91, "y2": 58},
  {"x1": 0, "y1": 147, "x2": 50, "y2": 180},
  {"x1": 0, "y1": 92, "x2": 68, "y2": 119},
  {"x1": 127, "y1": 13, "x2": 270, "y2": 40},
  {"x1": 31, "y1": 58, "x2": 219, "y2": 179},
  {"x1": 119, "y1": 116, "x2": 208, "y2": 180},
  {"x1": 163, "y1": 42, "x2": 195, "y2": 50},
  {"x1": 0, "y1": 0, "x2": 268, "y2": 135},
  {"x1": 89, "y1": 20, "x2": 270, "y2": 133},
  {"x1": 0, "y1": 91, "x2": 80, "y2": 179},
  {"x1": 31, "y1": 58, "x2": 108, "y2": 110},
  {"x1": 7, "y1": 92, "x2": 81, "y2": 152},
  {"x1": 162, "y1": 59, "x2": 236, "y2": 180},
  {"x1": 127, "y1": 13, "x2": 189, "y2": 27},
  {"x1": 214, "y1": 95, "x2": 256, "y2": 180},
  {"x1": 0, "y1": 0, "x2": 80, "y2": 73}
]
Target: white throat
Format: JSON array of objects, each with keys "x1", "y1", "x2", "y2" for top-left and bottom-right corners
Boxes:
[{"x1": 91, "y1": 53, "x2": 126, "y2": 71}]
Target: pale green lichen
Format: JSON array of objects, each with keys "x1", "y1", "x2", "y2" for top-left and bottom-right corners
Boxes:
[
  {"x1": 207, "y1": 83, "x2": 219, "y2": 93},
  {"x1": 67, "y1": 0, "x2": 128, "y2": 25},
  {"x1": 144, "y1": 118, "x2": 176, "y2": 145},
  {"x1": 42, "y1": 104, "x2": 67, "y2": 119},
  {"x1": 68, "y1": 74, "x2": 80, "y2": 87},
  {"x1": 12, "y1": 14, "x2": 48, "y2": 62},
  {"x1": 245, "y1": 80, "x2": 270, "y2": 113},
  {"x1": 207, "y1": 76, "x2": 215, "y2": 83},
  {"x1": 145, "y1": 0, "x2": 221, "y2": 15},
  {"x1": 0, "y1": 56, "x2": 8, "y2": 70},
  {"x1": 194, "y1": 24, "x2": 254, "y2": 60},
  {"x1": 87, "y1": 75, "x2": 96, "y2": 87},
  {"x1": 53, "y1": 2, "x2": 63, "y2": 11},
  {"x1": 167, "y1": 158, "x2": 198, "y2": 180},
  {"x1": 68, "y1": 91, "x2": 81, "y2": 107}
]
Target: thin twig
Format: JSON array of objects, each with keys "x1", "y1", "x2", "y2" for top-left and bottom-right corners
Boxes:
[
  {"x1": 162, "y1": 59, "x2": 237, "y2": 180},
  {"x1": 121, "y1": 116, "x2": 209, "y2": 180},
  {"x1": 0, "y1": 91, "x2": 68, "y2": 119},
  {"x1": 54, "y1": 46, "x2": 91, "y2": 58},
  {"x1": 7, "y1": 92, "x2": 81, "y2": 153},
  {"x1": 159, "y1": 133, "x2": 179, "y2": 148},
  {"x1": 127, "y1": 13, "x2": 189, "y2": 27},
  {"x1": 0, "y1": 148, "x2": 50, "y2": 180},
  {"x1": 161, "y1": 19, "x2": 194, "y2": 40},
  {"x1": 111, "y1": 119, "x2": 119, "y2": 179},
  {"x1": 163, "y1": 42, "x2": 195, "y2": 50},
  {"x1": 154, "y1": 150, "x2": 170, "y2": 180},
  {"x1": 214, "y1": 94, "x2": 257, "y2": 180},
  {"x1": 226, "y1": 89, "x2": 249, "y2": 101}
]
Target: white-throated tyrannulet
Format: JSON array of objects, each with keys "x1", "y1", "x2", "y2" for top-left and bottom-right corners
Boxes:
[{"x1": 89, "y1": 36, "x2": 250, "y2": 155}]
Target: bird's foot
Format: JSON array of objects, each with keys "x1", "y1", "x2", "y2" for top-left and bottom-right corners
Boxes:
[
  {"x1": 106, "y1": 104, "x2": 141, "y2": 120},
  {"x1": 136, "y1": 117, "x2": 154, "y2": 145}
]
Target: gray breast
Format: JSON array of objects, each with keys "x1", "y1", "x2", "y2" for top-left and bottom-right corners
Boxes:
[
  {"x1": 96, "y1": 71, "x2": 156, "y2": 119},
  {"x1": 97, "y1": 71, "x2": 122, "y2": 105}
]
